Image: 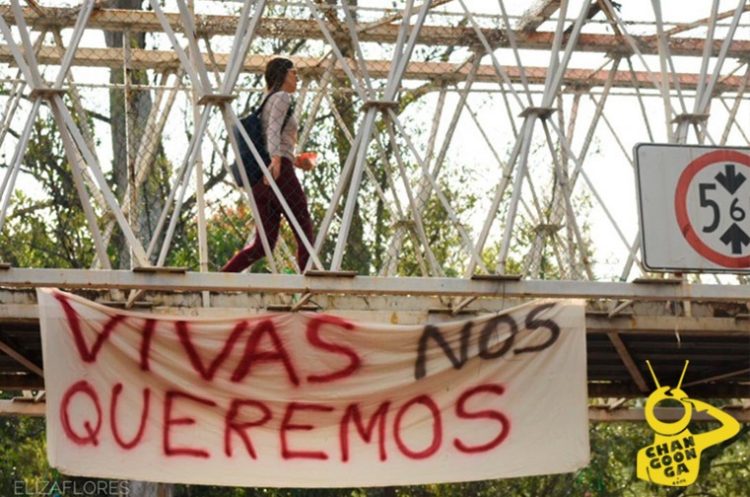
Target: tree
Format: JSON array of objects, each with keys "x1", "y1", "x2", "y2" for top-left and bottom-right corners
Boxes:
[
  {"x1": 0, "y1": 399, "x2": 55, "y2": 497},
  {"x1": 103, "y1": 0, "x2": 168, "y2": 269},
  {"x1": 0, "y1": 113, "x2": 95, "y2": 269}
]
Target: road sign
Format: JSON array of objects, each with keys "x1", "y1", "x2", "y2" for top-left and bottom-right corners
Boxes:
[{"x1": 635, "y1": 144, "x2": 750, "y2": 272}]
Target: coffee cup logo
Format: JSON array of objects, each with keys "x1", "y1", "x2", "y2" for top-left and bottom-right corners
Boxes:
[{"x1": 637, "y1": 361, "x2": 740, "y2": 487}]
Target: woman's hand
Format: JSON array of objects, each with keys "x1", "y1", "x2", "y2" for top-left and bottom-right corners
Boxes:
[
  {"x1": 295, "y1": 152, "x2": 317, "y2": 171},
  {"x1": 295, "y1": 156, "x2": 314, "y2": 171},
  {"x1": 264, "y1": 156, "x2": 282, "y2": 185}
]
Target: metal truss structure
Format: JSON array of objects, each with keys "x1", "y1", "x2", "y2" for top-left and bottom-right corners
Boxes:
[{"x1": 0, "y1": 0, "x2": 749, "y2": 419}]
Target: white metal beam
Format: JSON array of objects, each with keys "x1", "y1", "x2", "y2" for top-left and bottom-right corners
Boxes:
[{"x1": 5, "y1": 268, "x2": 750, "y2": 302}]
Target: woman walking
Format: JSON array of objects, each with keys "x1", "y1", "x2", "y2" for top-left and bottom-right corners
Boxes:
[{"x1": 222, "y1": 57, "x2": 316, "y2": 273}]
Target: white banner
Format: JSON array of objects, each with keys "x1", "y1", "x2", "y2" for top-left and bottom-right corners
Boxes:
[{"x1": 38, "y1": 289, "x2": 589, "y2": 487}]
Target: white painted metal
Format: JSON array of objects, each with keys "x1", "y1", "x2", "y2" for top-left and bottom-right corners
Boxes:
[{"x1": 4, "y1": 267, "x2": 750, "y2": 302}]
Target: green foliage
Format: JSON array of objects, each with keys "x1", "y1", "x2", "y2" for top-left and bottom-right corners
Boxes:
[
  {"x1": 395, "y1": 173, "x2": 478, "y2": 277},
  {"x1": 0, "y1": 413, "x2": 58, "y2": 497},
  {"x1": 168, "y1": 200, "x2": 245, "y2": 271},
  {"x1": 0, "y1": 116, "x2": 96, "y2": 269}
]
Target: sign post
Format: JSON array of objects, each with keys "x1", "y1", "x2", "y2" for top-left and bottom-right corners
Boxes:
[{"x1": 635, "y1": 144, "x2": 750, "y2": 272}]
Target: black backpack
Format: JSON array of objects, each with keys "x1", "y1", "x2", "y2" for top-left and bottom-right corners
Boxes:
[{"x1": 230, "y1": 93, "x2": 293, "y2": 187}]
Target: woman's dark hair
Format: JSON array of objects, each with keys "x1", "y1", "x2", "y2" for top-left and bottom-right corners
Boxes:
[{"x1": 265, "y1": 57, "x2": 294, "y2": 92}]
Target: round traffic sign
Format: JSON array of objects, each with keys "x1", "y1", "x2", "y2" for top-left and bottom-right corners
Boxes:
[{"x1": 674, "y1": 150, "x2": 750, "y2": 268}]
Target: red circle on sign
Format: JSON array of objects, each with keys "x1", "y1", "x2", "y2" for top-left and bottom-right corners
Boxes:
[{"x1": 674, "y1": 150, "x2": 750, "y2": 268}]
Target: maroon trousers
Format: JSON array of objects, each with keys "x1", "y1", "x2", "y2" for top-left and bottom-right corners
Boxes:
[{"x1": 221, "y1": 158, "x2": 314, "y2": 272}]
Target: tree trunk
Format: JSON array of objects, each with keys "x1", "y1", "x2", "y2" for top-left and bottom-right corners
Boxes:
[{"x1": 104, "y1": 0, "x2": 164, "y2": 268}]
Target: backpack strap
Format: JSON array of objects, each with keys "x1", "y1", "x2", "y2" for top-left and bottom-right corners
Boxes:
[
  {"x1": 282, "y1": 100, "x2": 294, "y2": 130},
  {"x1": 255, "y1": 92, "x2": 272, "y2": 113}
]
